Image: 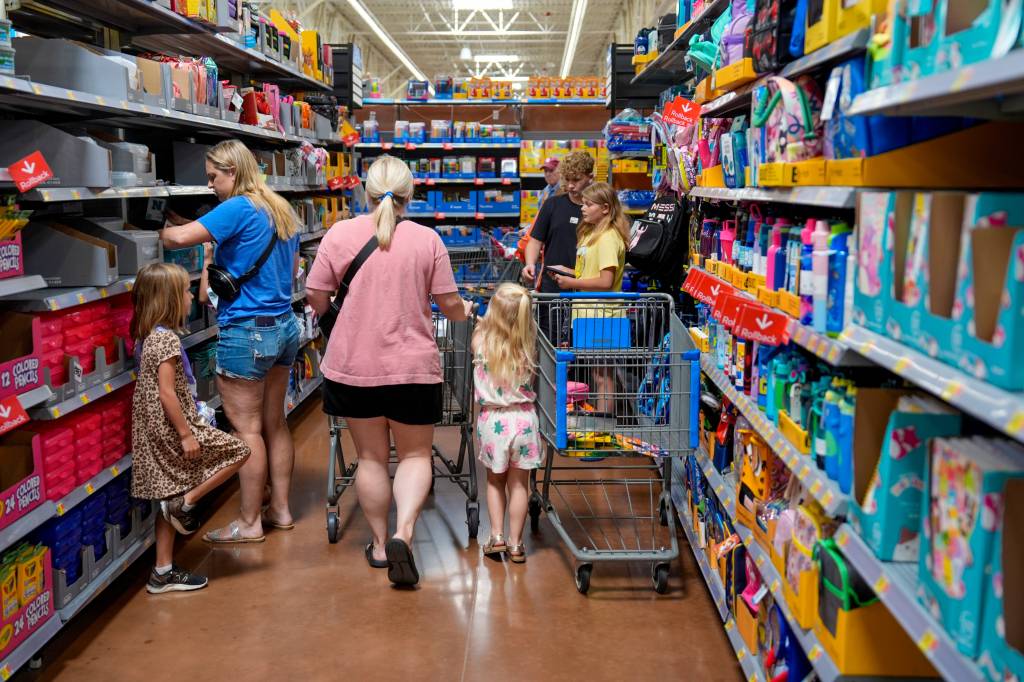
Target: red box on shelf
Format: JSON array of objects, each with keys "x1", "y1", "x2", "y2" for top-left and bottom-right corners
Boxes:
[
  {"x1": 0, "y1": 233, "x2": 24, "y2": 281},
  {"x1": 0, "y1": 550, "x2": 54, "y2": 662},
  {"x1": 0, "y1": 313, "x2": 43, "y2": 402},
  {"x1": 0, "y1": 431, "x2": 47, "y2": 529}
]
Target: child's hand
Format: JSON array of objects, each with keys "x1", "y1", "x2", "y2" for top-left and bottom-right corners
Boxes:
[
  {"x1": 203, "y1": 242, "x2": 214, "y2": 263},
  {"x1": 181, "y1": 434, "x2": 201, "y2": 459},
  {"x1": 554, "y1": 273, "x2": 574, "y2": 290}
]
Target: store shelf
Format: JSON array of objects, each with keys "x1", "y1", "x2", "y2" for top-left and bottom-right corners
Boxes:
[
  {"x1": 30, "y1": 0, "x2": 213, "y2": 37},
  {"x1": 0, "y1": 276, "x2": 47, "y2": 298},
  {"x1": 18, "y1": 385, "x2": 53, "y2": 411},
  {"x1": 362, "y1": 98, "x2": 605, "y2": 106},
  {"x1": 834, "y1": 525, "x2": 986, "y2": 682},
  {"x1": 355, "y1": 142, "x2": 521, "y2": 150},
  {"x1": 55, "y1": 455, "x2": 132, "y2": 518},
  {"x1": 299, "y1": 229, "x2": 329, "y2": 244},
  {"x1": 689, "y1": 185, "x2": 857, "y2": 209},
  {"x1": 0, "y1": 614, "x2": 63, "y2": 681},
  {"x1": 405, "y1": 212, "x2": 522, "y2": 219},
  {"x1": 412, "y1": 178, "x2": 520, "y2": 186},
  {"x1": 31, "y1": 369, "x2": 137, "y2": 421},
  {"x1": 59, "y1": 532, "x2": 155, "y2": 622},
  {"x1": 841, "y1": 325, "x2": 1024, "y2": 442},
  {"x1": 181, "y1": 325, "x2": 219, "y2": 351},
  {"x1": 693, "y1": 447, "x2": 737, "y2": 519},
  {"x1": 287, "y1": 375, "x2": 323, "y2": 416},
  {"x1": 0, "y1": 503, "x2": 58, "y2": 555},
  {"x1": 701, "y1": 356, "x2": 848, "y2": 516},
  {"x1": 631, "y1": 0, "x2": 730, "y2": 86},
  {"x1": 520, "y1": 172, "x2": 547, "y2": 178},
  {"x1": 3, "y1": 277, "x2": 135, "y2": 311},
  {"x1": 625, "y1": 207, "x2": 651, "y2": 216},
  {"x1": 608, "y1": 150, "x2": 652, "y2": 159},
  {"x1": 848, "y1": 49, "x2": 1024, "y2": 118}
]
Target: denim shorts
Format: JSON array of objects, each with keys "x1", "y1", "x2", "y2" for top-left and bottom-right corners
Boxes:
[{"x1": 216, "y1": 312, "x2": 301, "y2": 381}]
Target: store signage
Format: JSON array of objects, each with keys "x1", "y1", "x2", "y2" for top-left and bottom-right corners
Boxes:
[
  {"x1": 327, "y1": 176, "x2": 345, "y2": 190},
  {"x1": 7, "y1": 152, "x2": 53, "y2": 193},
  {"x1": 683, "y1": 268, "x2": 705, "y2": 299},
  {"x1": 734, "y1": 303, "x2": 791, "y2": 346},
  {"x1": 712, "y1": 293, "x2": 744, "y2": 329},
  {"x1": 693, "y1": 271, "x2": 727, "y2": 306},
  {"x1": 0, "y1": 395, "x2": 28, "y2": 437},
  {"x1": 661, "y1": 96, "x2": 702, "y2": 127}
]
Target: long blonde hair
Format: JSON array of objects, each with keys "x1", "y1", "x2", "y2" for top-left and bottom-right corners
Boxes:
[
  {"x1": 206, "y1": 140, "x2": 298, "y2": 240},
  {"x1": 475, "y1": 283, "x2": 536, "y2": 389},
  {"x1": 577, "y1": 182, "x2": 630, "y2": 247},
  {"x1": 130, "y1": 263, "x2": 190, "y2": 340},
  {"x1": 365, "y1": 155, "x2": 414, "y2": 250}
]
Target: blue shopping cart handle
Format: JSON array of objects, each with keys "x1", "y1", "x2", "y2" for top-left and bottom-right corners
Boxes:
[{"x1": 552, "y1": 292, "x2": 644, "y2": 300}]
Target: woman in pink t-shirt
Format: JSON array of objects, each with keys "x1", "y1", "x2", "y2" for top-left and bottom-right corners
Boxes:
[{"x1": 307, "y1": 155, "x2": 471, "y2": 587}]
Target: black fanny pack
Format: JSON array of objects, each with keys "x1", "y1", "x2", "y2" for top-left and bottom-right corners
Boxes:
[{"x1": 207, "y1": 231, "x2": 278, "y2": 303}]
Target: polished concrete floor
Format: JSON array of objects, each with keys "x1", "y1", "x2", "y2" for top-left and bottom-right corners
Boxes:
[{"x1": 24, "y1": 400, "x2": 741, "y2": 681}]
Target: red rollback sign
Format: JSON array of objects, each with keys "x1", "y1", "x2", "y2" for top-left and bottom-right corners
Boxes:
[{"x1": 734, "y1": 303, "x2": 792, "y2": 346}]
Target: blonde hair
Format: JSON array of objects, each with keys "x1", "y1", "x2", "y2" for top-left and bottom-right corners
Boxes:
[
  {"x1": 365, "y1": 155, "x2": 414, "y2": 250},
  {"x1": 578, "y1": 182, "x2": 630, "y2": 246},
  {"x1": 475, "y1": 283, "x2": 536, "y2": 389},
  {"x1": 559, "y1": 150, "x2": 595, "y2": 181},
  {"x1": 130, "y1": 263, "x2": 190, "y2": 341},
  {"x1": 206, "y1": 140, "x2": 298, "y2": 241}
]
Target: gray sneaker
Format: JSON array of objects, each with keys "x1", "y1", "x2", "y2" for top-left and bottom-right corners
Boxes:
[
  {"x1": 146, "y1": 566, "x2": 208, "y2": 594},
  {"x1": 160, "y1": 497, "x2": 199, "y2": 535}
]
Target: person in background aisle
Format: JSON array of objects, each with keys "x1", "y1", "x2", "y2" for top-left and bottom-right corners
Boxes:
[
  {"x1": 473, "y1": 283, "x2": 542, "y2": 564},
  {"x1": 538, "y1": 157, "x2": 561, "y2": 206},
  {"x1": 306, "y1": 155, "x2": 472, "y2": 587},
  {"x1": 551, "y1": 182, "x2": 629, "y2": 414},
  {"x1": 159, "y1": 139, "x2": 301, "y2": 545},
  {"x1": 129, "y1": 263, "x2": 251, "y2": 594}
]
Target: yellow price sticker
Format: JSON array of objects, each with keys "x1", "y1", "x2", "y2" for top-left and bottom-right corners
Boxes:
[
  {"x1": 748, "y1": 675, "x2": 757, "y2": 682},
  {"x1": 941, "y1": 381, "x2": 964, "y2": 401},
  {"x1": 918, "y1": 629, "x2": 938, "y2": 654},
  {"x1": 76, "y1": 292, "x2": 86, "y2": 304},
  {"x1": 725, "y1": 620, "x2": 735, "y2": 631},
  {"x1": 858, "y1": 340, "x2": 875, "y2": 355},
  {"x1": 874, "y1": 576, "x2": 890, "y2": 594},
  {"x1": 70, "y1": 190, "x2": 81, "y2": 200},
  {"x1": 48, "y1": 299, "x2": 59, "y2": 311},
  {"x1": 950, "y1": 68, "x2": 974, "y2": 92},
  {"x1": 743, "y1": 534, "x2": 753, "y2": 547},
  {"x1": 80, "y1": 394, "x2": 90, "y2": 405},
  {"x1": 808, "y1": 645, "x2": 823, "y2": 661},
  {"x1": 736, "y1": 648, "x2": 746, "y2": 661},
  {"x1": 799, "y1": 464, "x2": 811, "y2": 478},
  {"x1": 85, "y1": 483, "x2": 94, "y2": 495},
  {"x1": 755, "y1": 555, "x2": 765, "y2": 567},
  {"x1": 56, "y1": 503, "x2": 65, "y2": 516},
  {"x1": 66, "y1": 90, "x2": 77, "y2": 101},
  {"x1": 111, "y1": 466, "x2": 120, "y2": 477},
  {"x1": 771, "y1": 579, "x2": 780, "y2": 593},
  {"x1": 96, "y1": 96, "x2": 106, "y2": 106},
  {"x1": 894, "y1": 357, "x2": 911, "y2": 373},
  {"x1": 1009, "y1": 410, "x2": 1024, "y2": 438},
  {"x1": 103, "y1": 382, "x2": 113, "y2": 393},
  {"x1": 32, "y1": 84, "x2": 43, "y2": 95},
  {"x1": 2, "y1": 663, "x2": 10, "y2": 680},
  {"x1": 837, "y1": 531, "x2": 850, "y2": 548},
  {"x1": 822, "y1": 490, "x2": 835, "y2": 507},
  {"x1": 52, "y1": 408, "x2": 61, "y2": 419},
  {"x1": 810, "y1": 480, "x2": 823, "y2": 496}
]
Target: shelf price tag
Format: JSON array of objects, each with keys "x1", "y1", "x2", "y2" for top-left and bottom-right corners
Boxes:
[
  {"x1": 1009, "y1": 410, "x2": 1024, "y2": 438},
  {"x1": 381, "y1": 142, "x2": 394, "y2": 151},
  {"x1": 873, "y1": 575, "x2": 890, "y2": 595},
  {"x1": 405, "y1": 143, "x2": 417, "y2": 151},
  {"x1": 808, "y1": 645, "x2": 823, "y2": 662},
  {"x1": 755, "y1": 555, "x2": 765, "y2": 567},
  {"x1": 475, "y1": 212, "x2": 486, "y2": 221},
  {"x1": 810, "y1": 480, "x2": 823, "y2": 496},
  {"x1": 76, "y1": 293, "x2": 86, "y2": 305},
  {"x1": 501, "y1": 177, "x2": 512, "y2": 185},
  {"x1": 56, "y1": 503, "x2": 65, "y2": 516},
  {"x1": 917, "y1": 629, "x2": 939, "y2": 654},
  {"x1": 442, "y1": 143, "x2": 454, "y2": 150},
  {"x1": 79, "y1": 394, "x2": 90, "y2": 406},
  {"x1": 736, "y1": 648, "x2": 746, "y2": 661},
  {"x1": 435, "y1": 212, "x2": 446, "y2": 221},
  {"x1": 474, "y1": 178, "x2": 485, "y2": 186},
  {"x1": 837, "y1": 530, "x2": 850, "y2": 547},
  {"x1": 941, "y1": 381, "x2": 963, "y2": 401},
  {"x1": 85, "y1": 483, "x2": 94, "y2": 495},
  {"x1": 894, "y1": 357, "x2": 911, "y2": 373},
  {"x1": 2, "y1": 663, "x2": 10, "y2": 680}
]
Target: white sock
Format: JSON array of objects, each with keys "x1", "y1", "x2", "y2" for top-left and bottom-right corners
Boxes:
[
  {"x1": 181, "y1": 501, "x2": 195, "y2": 512},
  {"x1": 155, "y1": 564, "x2": 172, "y2": 575}
]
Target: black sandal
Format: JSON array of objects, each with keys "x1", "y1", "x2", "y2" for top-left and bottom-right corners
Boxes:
[
  {"x1": 365, "y1": 542, "x2": 388, "y2": 569},
  {"x1": 385, "y1": 538, "x2": 420, "y2": 586}
]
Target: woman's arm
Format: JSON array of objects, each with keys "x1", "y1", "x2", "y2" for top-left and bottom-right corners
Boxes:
[
  {"x1": 435, "y1": 292, "x2": 472, "y2": 321},
  {"x1": 554, "y1": 267, "x2": 616, "y2": 292},
  {"x1": 307, "y1": 288, "x2": 331, "y2": 316},
  {"x1": 198, "y1": 243, "x2": 213, "y2": 305},
  {"x1": 157, "y1": 358, "x2": 200, "y2": 459},
  {"x1": 160, "y1": 220, "x2": 214, "y2": 250}
]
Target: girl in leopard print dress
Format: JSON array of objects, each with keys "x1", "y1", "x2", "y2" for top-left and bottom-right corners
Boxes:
[{"x1": 131, "y1": 263, "x2": 250, "y2": 594}]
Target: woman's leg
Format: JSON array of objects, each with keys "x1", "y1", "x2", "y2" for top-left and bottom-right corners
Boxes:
[
  {"x1": 507, "y1": 468, "x2": 531, "y2": 546},
  {"x1": 155, "y1": 514, "x2": 175, "y2": 567},
  {"x1": 261, "y1": 365, "x2": 294, "y2": 525},
  {"x1": 486, "y1": 469, "x2": 508, "y2": 540},
  {"x1": 389, "y1": 421, "x2": 434, "y2": 544},
  {"x1": 214, "y1": 375, "x2": 266, "y2": 537},
  {"x1": 347, "y1": 417, "x2": 392, "y2": 561}
]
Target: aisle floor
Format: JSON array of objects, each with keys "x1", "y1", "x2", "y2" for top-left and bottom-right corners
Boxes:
[{"x1": 25, "y1": 400, "x2": 741, "y2": 682}]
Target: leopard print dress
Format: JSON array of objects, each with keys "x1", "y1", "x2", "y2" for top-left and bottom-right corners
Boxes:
[{"x1": 130, "y1": 329, "x2": 250, "y2": 500}]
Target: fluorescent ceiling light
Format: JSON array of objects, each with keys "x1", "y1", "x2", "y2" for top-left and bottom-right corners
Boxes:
[
  {"x1": 345, "y1": 0, "x2": 433, "y2": 91},
  {"x1": 460, "y1": 47, "x2": 472, "y2": 60},
  {"x1": 453, "y1": 0, "x2": 513, "y2": 9},
  {"x1": 474, "y1": 54, "x2": 520, "y2": 63},
  {"x1": 560, "y1": 0, "x2": 588, "y2": 78}
]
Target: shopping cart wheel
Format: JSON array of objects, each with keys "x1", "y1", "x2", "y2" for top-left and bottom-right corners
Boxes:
[
  {"x1": 466, "y1": 502, "x2": 480, "y2": 540},
  {"x1": 575, "y1": 564, "x2": 593, "y2": 595},
  {"x1": 652, "y1": 563, "x2": 670, "y2": 594},
  {"x1": 528, "y1": 496, "x2": 542, "y2": 534},
  {"x1": 327, "y1": 511, "x2": 340, "y2": 544}
]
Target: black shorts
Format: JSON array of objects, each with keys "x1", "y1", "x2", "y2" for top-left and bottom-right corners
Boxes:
[{"x1": 322, "y1": 379, "x2": 442, "y2": 425}]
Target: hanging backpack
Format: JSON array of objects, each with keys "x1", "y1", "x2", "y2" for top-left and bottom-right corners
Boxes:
[
  {"x1": 719, "y1": 0, "x2": 754, "y2": 67},
  {"x1": 751, "y1": 75, "x2": 824, "y2": 163},
  {"x1": 627, "y1": 195, "x2": 689, "y2": 279},
  {"x1": 748, "y1": 0, "x2": 799, "y2": 73}
]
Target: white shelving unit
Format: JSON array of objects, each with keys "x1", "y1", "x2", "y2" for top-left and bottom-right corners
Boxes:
[{"x1": 689, "y1": 185, "x2": 857, "y2": 209}]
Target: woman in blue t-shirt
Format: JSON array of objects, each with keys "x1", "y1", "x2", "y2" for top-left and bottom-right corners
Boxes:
[{"x1": 160, "y1": 139, "x2": 301, "y2": 544}]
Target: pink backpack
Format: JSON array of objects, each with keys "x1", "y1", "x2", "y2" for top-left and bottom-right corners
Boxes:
[{"x1": 751, "y1": 75, "x2": 824, "y2": 163}]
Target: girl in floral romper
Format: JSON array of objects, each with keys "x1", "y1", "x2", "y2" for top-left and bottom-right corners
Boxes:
[
  {"x1": 474, "y1": 283, "x2": 542, "y2": 563},
  {"x1": 131, "y1": 263, "x2": 250, "y2": 594}
]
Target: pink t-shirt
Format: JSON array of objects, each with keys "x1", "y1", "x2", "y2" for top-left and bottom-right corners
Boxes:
[{"x1": 307, "y1": 215, "x2": 458, "y2": 387}]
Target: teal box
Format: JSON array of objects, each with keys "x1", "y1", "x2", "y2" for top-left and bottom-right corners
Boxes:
[
  {"x1": 919, "y1": 437, "x2": 1024, "y2": 658},
  {"x1": 892, "y1": 192, "x2": 966, "y2": 361},
  {"x1": 899, "y1": 0, "x2": 940, "y2": 80},
  {"x1": 935, "y1": 0, "x2": 1023, "y2": 72},
  {"x1": 951, "y1": 193, "x2": 1024, "y2": 391},
  {"x1": 852, "y1": 191, "x2": 913, "y2": 336},
  {"x1": 851, "y1": 390, "x2": 962, "y2": 563},
  {"x1": 868, "y1": 2, "x2": 908, "y2": 88},
  {"x1": 978, "y1": 479, "x2": 1024, "y2": 682}
]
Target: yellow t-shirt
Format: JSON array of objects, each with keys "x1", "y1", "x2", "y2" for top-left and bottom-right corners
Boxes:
[{"x1": 573, "y1": 228, "x2": 626, "y2": 319}]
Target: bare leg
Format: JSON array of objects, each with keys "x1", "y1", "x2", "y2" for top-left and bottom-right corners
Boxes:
[
  {"x1": 486, "y1": 469, "x2": 508, "y2": 540},
  {"x1": 155, "y1": 515, "x2": 175, "y2": 567},
  {"x1": 594, "y1": 368, "x2": 615, "y2": 414},
  {"x1": 183, "y1": 452, "x2": 249, "y2": 507},
  {"x1": 507, "y1": 468, "x2": 531, "y2": 546},
  {"x1": 390, "y1": 421, "x2": 434, "y2": 544},
  {"x1": 262, "y1": 365, "x2": 294, "y2": 526},
  {"x1": 348, "y1": 417, "x2": 392, "y2": 562},
  {"x1": 213, "y1": 375, "x2": 266, "y2": 537}
]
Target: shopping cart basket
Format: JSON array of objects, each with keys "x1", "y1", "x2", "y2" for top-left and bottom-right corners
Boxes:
[
  {"x1": 529, "y1": 293, "x2": 700, "y2": 594},
  {"x1": 449, "y1": 232, "x2": 523, "y2": 310},
  {"x1": 324, "y1": 310, "x2": 480, "y2": 543}
]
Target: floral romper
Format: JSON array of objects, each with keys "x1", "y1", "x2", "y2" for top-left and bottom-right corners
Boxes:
[
  {"x1": 131, "y1": 329, "x2": 250, "y2": 500},
  {"x1": 474, "y1": 353, "x2": 543, "y2": 473}
]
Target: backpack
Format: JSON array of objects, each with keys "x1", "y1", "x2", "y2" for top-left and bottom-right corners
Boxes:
[
  {"x1": 627, "y1": 195, "x2": 689, "y2": 278},
  {"x1": 748, "y1": 0, "x2": 799, "y2": 73},
  {"x1": 720, "y1": 0, "x2": 754, "y2": 66},
  {"x1": 751, "y1": 75, "x2": 824, "y2": 163}
]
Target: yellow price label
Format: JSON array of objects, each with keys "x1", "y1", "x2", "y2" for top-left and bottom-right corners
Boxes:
[
  {"x1": 112, "y1": 466, "x2": 120, "y2": 477},
  {"x1": 76, "y1": 292, "x2": 86, "y2": 304},
  {"x1": 1, "y1": 663, "x2": 10, "y2": 680},
  {"x1": 1009, "y1": 410, "x2": 1024, "y2": 438},
  {"x1": 771, "y1": 579, "x2": 780, "y2": 593},
  {"x1": 85, "y1": 483, "x2": 94, "y2": 495},
  {"x1": 52, "y1": 408, "x2": 61, "y2": 418},
  {"x1": 918, "y1": 629, "x2": 938, "y2": 654},
  {"x1": 799, "y1": 464, "x2": 811, "y2": 477},
  {"x1": 894, "y1": 357, "x2": 911, "y2": 373},
  {"x1": 748, "y1": 675, "x2": 757, "y2": 682},
  {"x1": 56, "y1": 503, "x2": 65, "y2": 516},
  {"x1": 80, "y1": 394, "x2": 90, "y2": 405},
  {"x1": 743, "y1": 534, "x2": 753, "y2": 547},
  {"x1": 941, "y1": 381, "x2": 964, "y2": 401},
  {"x1": 66, "y1": 90, "x2": 77, "y2": 101},
  {"x1": 810, "y1": 480, "x2": 823, "y2": 496},
  {"x1": 950, "y1": 68, "x2": 974, "y2": 92},
  {"x1": 808, "y1": 645, "x2": 823, "y2": 661},
  {"x1": 874, "y1": 576, "x2": 890, "y2": 594},
  {"x1": 96, "y1": 96, "x2": 106, "y2": 106},
  {"x1": 736, "y1": 648, "x2": 746, "y2": 661},
  {"x1": 70, "y1": 190, "x2": 81, "y2": 200},
  {"x1": 103, "y1": 383, "x2": 113, "y2": 393},
  {"x1": 858, "y1": 340, "x2": 875, "y2": 355},
  {"x1": 822, "y1": 490, "x2": 835, "y2": 507},
  {"x1": 48, "y1": 300, "x2": 59, "y2": 311},
  {"x1": 755, "y1": 555, "x2": 765, "y2": 567},
  {"x1": 837, "y1": 531, "x2": 850, "y2": 547},
  {"x1": 32, "y1": 84, "x2": 43, "y2": 95},
  {"x1": 725, "y1": 620, "x2": 735, "y2": 631}
]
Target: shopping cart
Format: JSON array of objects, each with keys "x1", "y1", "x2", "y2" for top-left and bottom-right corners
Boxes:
[
  {"x1": 448, "y1": 231, "x2": 524, "y2": 310},
  {"x1": 324, "y1": 310, "x2": 480, "y2": 543},
  {"x1": 529, "y1": 293, "x2": 700, "y2": 595}
]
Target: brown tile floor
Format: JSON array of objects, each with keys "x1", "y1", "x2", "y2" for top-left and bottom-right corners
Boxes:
[{"x1": 22, "y1": 399, "x2": 741, "y2": 682}]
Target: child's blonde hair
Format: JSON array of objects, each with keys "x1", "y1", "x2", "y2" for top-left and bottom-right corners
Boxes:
[
  {"x1": 206, "y1": 139, "x2": 299, "y2": 241},
  {"x1": 475, "y1": 283, "x2": 536, "y2": 389},
  {"x1": 577, "y1": 182, "x2": 630, "y2": 247},
  {"x1": 130, "y1": 263, "x2": 191, "y2": 340}
]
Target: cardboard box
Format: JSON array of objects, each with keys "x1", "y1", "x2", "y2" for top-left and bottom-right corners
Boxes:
[
  {"x1": 23, "y1": 222, "x2": 118, "y2": 286},
  {"x1": 0, "y1": 121, "x2": 111, "y2": 188}
]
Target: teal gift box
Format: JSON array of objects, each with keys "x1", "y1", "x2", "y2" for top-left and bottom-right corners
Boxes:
[
  {"x1": 978, "y1": 479, "x2": 1024, "y2": 682},
  {"x1": 853, "y1": 191, "x2": 913, "y2": 333},
  {"x1": 935, "y1": 0, "x2": 1023, "y2": 72},
  {"x1": 851, "y1": 390, "x2": 961, "y2": 562},
  {"x1": 951, "y1": 193, "x2": 1024, "y2": 391},
  {"x1": 899, "y1": 0, "x2": 940, "y2": 80},
  {"x1": 919, "y1": 437, "x2": 1024, "y2": 658}
]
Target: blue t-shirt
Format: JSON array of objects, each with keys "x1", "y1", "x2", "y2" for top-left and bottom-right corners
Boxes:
[{"x1": 198, "y1": 196, "x2": 299, "y2": 325}]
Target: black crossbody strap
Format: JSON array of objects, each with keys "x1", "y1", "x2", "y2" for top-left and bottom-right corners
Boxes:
[
  {"x1": 337, "y1": 235, "x2": 380, "y2": 300},
  {"x1": 235, "y1": 231, "x2": 279, "y2": 286}
]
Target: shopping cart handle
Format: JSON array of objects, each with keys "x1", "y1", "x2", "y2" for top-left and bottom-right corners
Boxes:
[{"x1": 554, "y1": 292, "x2": 644, "y2": 300}]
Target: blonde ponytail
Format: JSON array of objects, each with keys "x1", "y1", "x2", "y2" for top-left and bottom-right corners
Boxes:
[
  {"x1": 206, "y1": 139, "x2": 299, "y2": 241},
  {"x1": 365, "y1": 155, "x2": 414, "y2": 250}
]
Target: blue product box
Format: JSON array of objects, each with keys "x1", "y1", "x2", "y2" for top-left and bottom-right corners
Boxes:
[
  {"x1": 475, "y1": 190, "x2": 520, "y2": 214},
  {"x1": 407, "y1": 187, "x2": 435, "y2": 215},
  {"x1": 899, "y1": 0, "x2": 941, "y2": 80},
  {"x1": 435, "y1": 190, "x2": 476, "y2": 214}
]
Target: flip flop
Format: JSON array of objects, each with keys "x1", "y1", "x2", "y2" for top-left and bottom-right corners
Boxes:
[
  {"x1": 365, "y1": 542, "x2": 388, "y2": 569},
  {"x1": 385, "y1": 538, "x2": 419, "y2": 586},
  {"x1": 203, "y1": 521, "x2": 266, "y2": 545},
  {"x1": 261, "y1": 513, "x2": 295, "y2": 531}
]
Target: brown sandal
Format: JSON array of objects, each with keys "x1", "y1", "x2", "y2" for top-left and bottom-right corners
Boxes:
[
  {"x1": 482, "y1": 535, "x2": 507, "y2": 557},
  {"x1": 508, "y1": 543, "x2": 526, "y2": 563}
]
